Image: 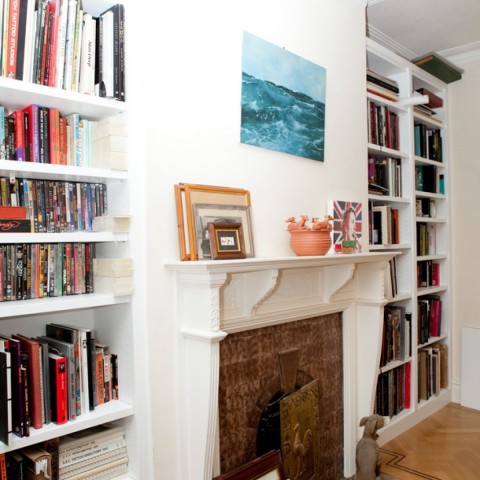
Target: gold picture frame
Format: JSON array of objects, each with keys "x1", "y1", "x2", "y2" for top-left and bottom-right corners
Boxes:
[{"x1": 174, "y1": 183, "x2": 252, "y2": 261}]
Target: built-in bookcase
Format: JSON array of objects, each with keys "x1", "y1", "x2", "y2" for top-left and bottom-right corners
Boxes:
[
  {"x1": 0, "y1": 1, "x2": 149, "y2": 478},
  {"x1": 366, "y1": 38, "x2": 451, "y2": 445}
]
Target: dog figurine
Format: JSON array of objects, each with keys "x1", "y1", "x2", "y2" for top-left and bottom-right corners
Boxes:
[{"x1": 353, "y1": 414, "x2": 386, "y2": 480}]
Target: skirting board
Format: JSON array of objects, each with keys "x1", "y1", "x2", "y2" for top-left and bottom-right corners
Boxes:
[{"x1": 461, "y1": 327, "x2": 480, "y2": 410}]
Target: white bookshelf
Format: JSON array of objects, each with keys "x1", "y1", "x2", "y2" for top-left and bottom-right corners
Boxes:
[
  {"x1": 366, "y1": 38, "x2": 452, "y2": 444},
  {"x1": 0, "y1": 1, "x2": 151, "y2": 478}
]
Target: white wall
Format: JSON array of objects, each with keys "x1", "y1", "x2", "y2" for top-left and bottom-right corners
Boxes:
[
  {"x1": 127, "y1": 0, "x2": 368, "y2": 477},
  {"x1": 449, "y1": 58, "x2": 480, "y2": 401}
]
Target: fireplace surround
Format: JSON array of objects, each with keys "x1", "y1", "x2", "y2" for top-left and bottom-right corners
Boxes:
[{"x1": 167, "y1": 252, "x2": 396, "y2": 479}]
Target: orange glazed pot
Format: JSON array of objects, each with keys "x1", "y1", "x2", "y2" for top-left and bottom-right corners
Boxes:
[{"x1": 289, "y1": 229, "x2": 332, "y2": 256}]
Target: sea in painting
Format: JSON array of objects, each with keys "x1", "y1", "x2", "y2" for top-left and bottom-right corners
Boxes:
[{"x1": 241, "y1": 32, "x2": 326, "y2": 162}]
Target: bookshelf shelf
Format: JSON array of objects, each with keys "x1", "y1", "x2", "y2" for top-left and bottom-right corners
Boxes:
[
  {"x1": 368, "y1": 143, "x2": 409, "y2": 159},
  {"x1": 0, "y1": 232, "x2": 129, "y2": 243},
  {"x1": 0, "y1": 294, "x2": 130, "y2": 319},
  {"x1": 0, "y1": 160, "x2": 128, "y2": 182},
  {"x1": 0, "y1": 400, "x2": 134, "y2": 455},
  {"x1": 367, "y1": 38, "x2": 451, "y2": 444},
  {"x1": 379, "y1": 358, "x2": 412, "y2": 375},
  {"x1": 0, "y1": 77, "x2": 127, "y2": 121},
  {"x1": 368, "y1": 194, "x2": 410, "y2": 204}
]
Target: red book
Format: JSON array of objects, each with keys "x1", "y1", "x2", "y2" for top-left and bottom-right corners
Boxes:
[
  {"x1": 431, "y1": 262, "x2": 440, "y2": 286},
  {"x1": 11, "y1": 334, "x2": 43, "y2": 429},
  {"x1": 48, "y1": 353, "x2": 68, "y2": 425},
  {"x1": 6, "y1": 0, "x2": 21, "y2": 79},
  {"x1": 0, "y1": 206, "x2": 27, "y2": 219},
  {"x1": 45, "y1": 0, "x2": 60, "y2": 87},
  {"x1": 404, "y1": 362, "x2": 411, "y2": 409}
]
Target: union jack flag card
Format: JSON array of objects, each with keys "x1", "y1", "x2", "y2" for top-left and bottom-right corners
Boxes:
[{"x1": 328, "y1": 200, "x2": 362, "y2": 253}]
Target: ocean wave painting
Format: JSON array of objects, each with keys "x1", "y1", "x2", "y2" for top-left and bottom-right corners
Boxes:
[{"x1": 241, "y1": 32, "x2": 326, "y2": 162}]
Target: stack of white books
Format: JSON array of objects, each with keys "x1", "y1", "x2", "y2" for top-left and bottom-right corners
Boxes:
[
  {"x1": 92, "y1": 215, "x2": 131, "y2": 234},
  {"x1": 91, "y1": 114, "x2": 128, "y2": 170},
  {"x1": 93, "y1": 258, "x2": 134, "y2": 296},
  {"x1": 58, "y1": 423, "x2": 128, "y2": 479}
]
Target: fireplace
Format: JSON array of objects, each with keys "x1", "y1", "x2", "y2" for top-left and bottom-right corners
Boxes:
[
  {"x1": 218, "y1": 314, "x2": 344, "y2": 477},
  {"x1": 167, "y1": 253, "x2": 396, "y2": 479}
]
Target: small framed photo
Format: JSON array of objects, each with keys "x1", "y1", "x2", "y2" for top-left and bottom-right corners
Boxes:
[
  {"x1": 207, "y1": 222, "x2": 246, "y2": 260},
  {"x1": 213, "y1": 450, "x2": 285, "y2": 480}
]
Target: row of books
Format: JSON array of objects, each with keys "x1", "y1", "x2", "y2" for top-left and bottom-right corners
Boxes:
[
  {"x1": 415, "y1": 164, "x2": 439, "y2": 194},
  {"x1": 418, "y1": 295, "x2": 442, "y2": 345},
  {"x1": 375, "y1": 362, "x2": 411, "y2": 419},
  {"x1": 417, "y1": 260, "x2": 440, "y2": 289},
  {"x1": 418, "y1": 343, "x2": 448, "y2": 401},
  {"x1": 367, "y1": 68, "x2": 399, "y2": 102},
  {"x1": 0, "y1": 243, "x2": 94, "y2": 301},
  {"x1": 416, "y1": 198, "x2": 436, "y2": 218},
  {"x1": 368, "y1": 156, "x2": 402, "y2": 197},
  {"x1": 414, "y1": 125, "x2": 443, "y2": 162},
  {"x1": 0, "y1": 105, "x2": 128, "y2": 169},
  {"x1": 380, "y1": 305, "x2": 411, "y2": 368},
  {"x1": 416, "y1": 222, "x2": 436, "y2": 256},
  {"x1": 367, "y1": 100, "x2": 400, "y2": 150},
  {"x1": 0, "y1": 178, "x2": 108, "y2": 233},
  {"x1": 0, "y1": 422, "x2": 127, "y2": 479},
  {"x1": 0, "y1": 0, "x2": 125, "y2": 101},
  {"x1": 369, "y1": 203, "x2": 399, "y2": 245},
  {"x1": 0, "y1": 323, "x2": 119, "y2": 446}
]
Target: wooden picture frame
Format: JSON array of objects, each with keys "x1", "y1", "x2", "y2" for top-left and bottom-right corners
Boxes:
[
  {"x1": 207, "y1": 222, "x2": 246, "y2": 260},
  {"x1": 213, "y1": 450, "x2": 285, "y2": 480},
  {"x1": 174, "y1": 183, "x2": 252, "y2": 260}
]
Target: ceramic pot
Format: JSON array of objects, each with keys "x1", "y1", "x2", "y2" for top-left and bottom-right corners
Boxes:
[{"x1": 289, "y1": 229, "x2": 332, "y2": 256}]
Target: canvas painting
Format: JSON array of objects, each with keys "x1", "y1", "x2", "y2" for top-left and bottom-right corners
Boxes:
[
  {"x1": 328, "y1": 200, "x2": 363, "y2": 253},
  {"x1": 241, "y1": 32, "x2": 326, "y2": 162}
]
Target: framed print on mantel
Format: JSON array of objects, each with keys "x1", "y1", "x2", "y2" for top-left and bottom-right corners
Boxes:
[{"x1": 174, "y1": 183, "x2": 253, "y2": 261}]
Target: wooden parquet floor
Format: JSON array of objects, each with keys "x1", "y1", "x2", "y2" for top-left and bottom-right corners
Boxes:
[{"x1": 380, "y1": 403, "x2": 480, "y2": 480}]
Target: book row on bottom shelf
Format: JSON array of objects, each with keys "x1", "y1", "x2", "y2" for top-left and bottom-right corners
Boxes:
[
  {"x1": 0, "y1": 323, "x2": 120, "y2": 447},
  {"x1": 0, "y1": 421, "x2": 128, "y2": 480}
]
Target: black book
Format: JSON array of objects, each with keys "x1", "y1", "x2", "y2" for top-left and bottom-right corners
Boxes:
[
  {"x1": 4, "y1": 117, "x2": 15, "y2": 160},
  {"x1": 16, "y1": 0, "x2": 30, "y2": 80},
  {"x1": 39, "y1": 106, "x2": 50, "y2": 163},
  {"x1": 36, "y1": 338, "x2": 52, "y2": 425},
  {"x1": 0, "y1": 336, "x2": 24, "y2": 437},
  {"x1": 37, "y1": 335, "x2": 76, "y2": 422},
  {"x1": 0, "y1": 349, "x2": 11, "y2": 445},
  {"x1": 33, "y1": 0, "x2": 49, "y2": 85},
  {"x1": 5, "y1": 452, "x2": 24, "y2": 480}
]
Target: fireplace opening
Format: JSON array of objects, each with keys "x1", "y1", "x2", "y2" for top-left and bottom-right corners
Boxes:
[{"x1": 256, "y1": 391, "x2": 291, "y2": 456}]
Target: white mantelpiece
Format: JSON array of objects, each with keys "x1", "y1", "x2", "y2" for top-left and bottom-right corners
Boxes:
[{"x1": 166, "y1": 252, "x2": 397, "y2": 480}]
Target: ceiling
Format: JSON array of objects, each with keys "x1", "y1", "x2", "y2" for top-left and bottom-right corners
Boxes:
[{"x1": 366, "y1": 0, "x2": 480, "y2": 66}]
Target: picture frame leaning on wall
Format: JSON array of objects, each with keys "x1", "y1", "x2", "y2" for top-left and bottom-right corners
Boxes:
[{"x1": 174, "y1": 183, "x2": 253, "y2": 261}]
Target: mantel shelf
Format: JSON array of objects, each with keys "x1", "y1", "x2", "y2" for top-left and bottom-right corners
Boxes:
[{"x1": 166, "y1": 252, "x2": 399, "y2": 274}]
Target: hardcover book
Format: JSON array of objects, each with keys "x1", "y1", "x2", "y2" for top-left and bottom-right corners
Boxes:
[{"x1": 48, "y1": 353, "x2": 68, "y2": 425}]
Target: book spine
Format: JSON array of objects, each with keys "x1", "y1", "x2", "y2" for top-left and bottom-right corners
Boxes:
[{"x1": 6, "y1": 0, "x2": 20, "y2": 79}]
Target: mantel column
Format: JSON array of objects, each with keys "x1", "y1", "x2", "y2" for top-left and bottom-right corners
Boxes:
[{"x1": 174, "y1": 270, "x2": 229, "y2": 480}]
